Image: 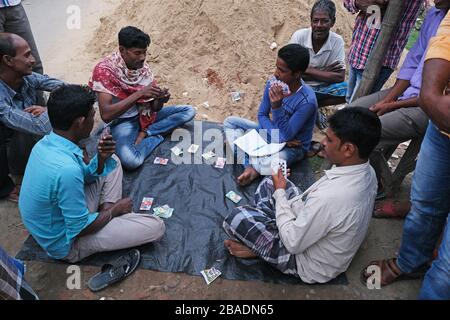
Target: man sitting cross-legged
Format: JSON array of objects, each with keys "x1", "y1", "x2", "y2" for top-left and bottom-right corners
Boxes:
[
  {"x1": 223, "y1": 107, "x2": 381, "y2": 284},
  {"x1": 224, "y1": 44, "x2": 317, "y2": 187},
  {"x1": 19, "y1": 85, "x2": 165, "y2": 263},
  {"x1": 89, "y1": 26, "x2": 196, "y2": 171}
]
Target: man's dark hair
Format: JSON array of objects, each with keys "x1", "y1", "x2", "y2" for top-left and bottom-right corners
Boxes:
[
  {"x1": 0, "y1": 34, "x2": 17, "y2": 60},
  {"x1": 278, "y1": 44, "x2": 310, "y2": 73},
  {"x1": 118, "y1": 26, "x2": 151, "y2": 49},
  {"x1": 311, "y1": 0, "x2": 336, "y2": 23},
  {"x1": 328, "y1": 107, "x2": 381, "y2": 159},
  {"x1": 47, "y1": 85, "x2": 97, "y2": 131}
]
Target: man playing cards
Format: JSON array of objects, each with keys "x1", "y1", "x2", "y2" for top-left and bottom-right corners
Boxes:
[{"x1": 223, "y1": 44, "x2": 318, "y2": 186}]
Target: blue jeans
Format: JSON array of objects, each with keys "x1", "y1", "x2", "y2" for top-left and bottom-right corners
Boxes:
[
  {"x1": 223, "y1": 116, "x2": 305, "y2": 173},
  {"x1": 111, "y1": 105, "x2": 196, "y2": 170},
  {"x1": 396, "y1": 123, "x2": 450, "y2": 300},
  {"x1": 346, "y1": 66, "x2": 394, "y2": 104}
]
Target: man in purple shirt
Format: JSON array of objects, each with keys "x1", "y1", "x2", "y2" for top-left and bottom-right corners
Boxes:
[{"x1": 348, "y1": 3, "x2": 449, "y2": 196}]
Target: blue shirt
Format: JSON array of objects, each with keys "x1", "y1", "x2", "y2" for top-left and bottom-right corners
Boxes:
[
  {"x1": 258, "y1": 80, "x2": 318, "y2": 151},
  {"x1": 0, "y1": 72, "x2": 63, "y2": 136},
  {"x1": 0, "y1": 0, "x2": 21, "y2": 8},
  {"x1": 19, "y1": 132, "x2": 118, "y2": 259}
]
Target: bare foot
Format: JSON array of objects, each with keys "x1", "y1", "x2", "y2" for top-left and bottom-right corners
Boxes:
[
  {"x1": 224, "y1": 240, "x2": 257, "y2": 259},
  {"x1": 237, "y1": 166, "x2": 260, "y2": 186},
  {"x1": 135, "y1": 131, "x2": 147, "y2": 145}
]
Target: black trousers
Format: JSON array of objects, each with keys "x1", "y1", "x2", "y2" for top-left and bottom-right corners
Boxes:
[{"x1": 0, "y1": 125, "x2": 14, "y2": 198}]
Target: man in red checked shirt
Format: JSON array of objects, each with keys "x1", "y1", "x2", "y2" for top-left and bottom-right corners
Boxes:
[{"x1": 344, "y1": 0, "x2": 425, "y2": 103}]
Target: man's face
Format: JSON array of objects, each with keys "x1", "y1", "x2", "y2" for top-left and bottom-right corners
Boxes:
[
  {"x1": 7, "y1": 37, "x2": 35, "y2": 76},
  {"x1": 274, "y1": 57, "x2": 299, "y2": 85},
  {"x1": 434, "y1": 0, "x2": 450, "y2": 10},
  {"x1": 311, "y1": 10, "x2": 334, "y2": 42},
  {"x1": 321, "y1": 128, "x2": 346, "y2": 165},
  {"x1": 79, "y1": 106, "x2": 95, "y2": 140},
  {"x1": 119, "y1": 46, "x2": 147, "y2": 70}
]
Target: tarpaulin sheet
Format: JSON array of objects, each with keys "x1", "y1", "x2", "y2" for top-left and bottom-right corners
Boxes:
[{"x1": 17, "y1": 121, "x2": 347, "y2": 285}]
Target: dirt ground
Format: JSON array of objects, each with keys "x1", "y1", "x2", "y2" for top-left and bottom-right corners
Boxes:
[{"x1": 0, "y1": 0, "x2": 423, "y2": 300}]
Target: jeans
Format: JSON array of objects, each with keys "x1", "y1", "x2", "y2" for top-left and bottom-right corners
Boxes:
[
  {"x1": 396, "y1": 123, "x2": 450, "y2": 300},
  {"x1": 111, "y1": 105, "x2": 196, "y2": 170},
  {"x1": 346, "y1": 66, "x2": 394, "y2": 104},
  {"x1": 223, "y1": 116, "x2": 305, "y2": 174}
]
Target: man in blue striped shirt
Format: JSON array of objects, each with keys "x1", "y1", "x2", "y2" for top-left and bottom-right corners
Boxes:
[{"x1": 0, "y1": 33, "x2": 63, "y2": 202}]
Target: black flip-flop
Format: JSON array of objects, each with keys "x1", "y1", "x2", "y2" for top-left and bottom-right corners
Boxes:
[{"x1": 88, "y1": 249, "x2": 141, "y2": 292}]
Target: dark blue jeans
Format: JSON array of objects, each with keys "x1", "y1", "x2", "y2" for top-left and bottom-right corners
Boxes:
[{"x1": 396, "y1": 123, "x2": 450, "y2": 300}]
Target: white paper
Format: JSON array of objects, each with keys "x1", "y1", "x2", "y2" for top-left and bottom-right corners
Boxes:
[{"x1": 233, "y1": 129, "x2": 285, "y2": 157}]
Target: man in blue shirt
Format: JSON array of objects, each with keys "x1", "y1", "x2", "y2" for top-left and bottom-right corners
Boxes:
[
  {"x1": 0, "y1": 33, "x2": 63, "y2": 202},
  {"x1": 224, "y1": 44, "x2": 318, "y2": 186},
  {"x1": 19, "y1": 85, "x2": 165, "y2": 262}
]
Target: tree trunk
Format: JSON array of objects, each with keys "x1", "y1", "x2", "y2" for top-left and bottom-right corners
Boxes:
[{"x1": 352, "y1": 0, "x2": 406, "y2": 101}]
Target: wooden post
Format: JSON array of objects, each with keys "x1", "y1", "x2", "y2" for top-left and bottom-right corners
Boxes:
[{"x1": 352, "y1": 0, "x2": 406, "y2": 101}]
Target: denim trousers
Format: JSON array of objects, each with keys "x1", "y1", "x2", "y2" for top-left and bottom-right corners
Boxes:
[
  {"x1": 110, "y1": 105, "x2": 195, "y2": 170},
  {"x1": 223, "y1": 116, "x2": 305, "y2": 173},
  {"x1": 396, "y1": 123, "x2": 450, "y2": 300},
  {"x1": 346, "y1": 66, "x2": 394, "y2": 104}
]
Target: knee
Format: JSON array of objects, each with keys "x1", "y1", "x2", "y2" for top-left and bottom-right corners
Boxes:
[
  {"x1": 145, "y1": 217, "x2": 166, "y2": 242},
  {"x1": 180, "y1": 105, "x2": 196, "y2": 121},
  {"x1": 120, "y1": 157, "x2": 143, "y2": 171},
  {"x1": 223, "y1": 117, "x2": 238, "y2": 129}
]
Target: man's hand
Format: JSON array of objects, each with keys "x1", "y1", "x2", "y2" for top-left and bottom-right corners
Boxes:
[
  {"x1": 98, "y1": 133, "x2": 116, "y2": 162},
  {"x1": 269, "y1": 84, "x2": 287, "y2": 109},
  {"x1": 140, "y1": 84, "x2": 163, "y2": 100},
  {"x1": 286, "y1": 140, "x2": 302, "y2": 148},
  {"x1": 24, "y1": 106, "x2": 47, "y2": 117},
  {"x1": 370, "y1": 100, "x2": 397, "y2": 116},
  {"x1": 324, "y1": 61, "x2": 345, "y2": 73},
  {"x1": 272, "y1": 168, "x2": 288, "y2": 191},
  {"x1": 110, "y1": 198, "x2": 133, "y2": 218},
  {"x1": 356, "y1": 0, "x2": 388, "y2": 12},
  {"x1": 158, "y1": 88, "x2": 171, "y2": 104}
]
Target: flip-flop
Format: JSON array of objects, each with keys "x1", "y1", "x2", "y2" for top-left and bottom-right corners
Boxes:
[
  {"x1": 88, "y1": 249, "x2": 141, "y2": 292},
  {"x1": 373, "y1": 200, "x2": 410, "y2": 219},
  {"x1": 307, "y1": 141, "x2": 323, "y2": 158}
]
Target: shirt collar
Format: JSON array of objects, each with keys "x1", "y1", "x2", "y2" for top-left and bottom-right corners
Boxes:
[
  {"x1": 324, "y1": 161, "x2": 371, "y2": 179},
  {"x1": 306, "y1": 27, "x2": 333, "y2": 53},
  {"x1": 47, "y1": 131, "x2": 84, "y2": 158},
  {"x1": 0, "y1": 77, "x2": 19, "y2": 98}
]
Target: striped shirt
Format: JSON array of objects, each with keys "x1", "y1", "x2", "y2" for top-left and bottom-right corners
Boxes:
[
  {"x1": 0, "y1": 0, "x2": 21, "y2": 8},
  {"x1": 344, "y1": 0, "x2": 424, "y2": 70}
]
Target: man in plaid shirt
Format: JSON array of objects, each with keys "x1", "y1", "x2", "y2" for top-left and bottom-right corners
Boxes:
[{"x1": 344, "y1": 0, "x2": 424, "y2": 103}]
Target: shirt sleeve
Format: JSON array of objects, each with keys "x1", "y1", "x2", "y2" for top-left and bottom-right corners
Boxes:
[
  {"x1": 273, "y1": 189, "x2": 333, "y2": 255},
  {"x1": 83, "y1": 154, "x2": 118, "y2": 184},
  {"x1": 289, "y1": 30, "x2": 301, "y2": 44},
  {"x1": 329, "y1": 37, "x2": 347, "y2": 70},
  {"x1": 29, "y1": 73, "x2": 64, "y2": 92},
  {"x1": 0, "y1": 99, "x2": 52, "y2": 135},
  {"x1": 343, "y1": 0, "x2": 359, "y2": 14},
  {"x1": 271, "y1": 100, "x2": 316, "y2": 142},
  {"x1": 257, "y1": 83, "x2": 278, "y2": 131},
  {"x1": 56, "y1": 165, "x2": 99, "y2": 243}
]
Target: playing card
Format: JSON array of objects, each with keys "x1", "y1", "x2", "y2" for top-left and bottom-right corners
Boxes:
[
  {"x1": 202, "y1": 151, "x2": 216, "y2": 160},
  {"x1": 271, "y1": 158, "x2": 287, "y2": 177},
  {"x1": 153, "y1": 205, "x2": 173, "y2": 219},
  {"x1": 201, "y1": 267, "x2": 222, "y2": 285},
  {"x1": 154, "y1": 157, "x2": 169, "y2": 165},
  {"x1": 171, "y1": 146, "x2": 183, "y2": 156},
  {"x1": 226, "y1": 191, "x2": 242, "y2": 204},
  {"x1": 268, "y1": 76, "x2": 291, "y2": 95},
  {"x1": 101, "y1": 126, "x2": 111, "y2": 139},
  {"x1": 188, "y1": 144, "x2": 200, "y2": 154},
  {"x1": 140, "y1": 197, "x2": 154, "y2": 211},
  {"x1": 214, "y1": 157, "x2": 226, "y2": 169}
]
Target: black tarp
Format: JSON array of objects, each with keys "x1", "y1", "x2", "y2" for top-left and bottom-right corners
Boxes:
[{"x1": 17, "y1": 121, "x2": 347, "y2": 285}]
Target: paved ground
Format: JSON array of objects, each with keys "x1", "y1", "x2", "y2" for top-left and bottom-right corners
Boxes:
[{"x1": 0, "y1": 0, "x2": 424, "y2": 300}]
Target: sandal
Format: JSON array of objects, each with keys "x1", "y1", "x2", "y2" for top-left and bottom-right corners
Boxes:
[
  {"x1": 373, "y1": 200, "x2": 410, "y2": 219},
  {"x1": 360, "y1": 258, "x2": 424, "y2": 287},
  {"x1": 88, "y1": 249, "x2": 141, "y2": 292},
  {"x1": 307, "y1": 141, "x2": 323, "y2": 158}
]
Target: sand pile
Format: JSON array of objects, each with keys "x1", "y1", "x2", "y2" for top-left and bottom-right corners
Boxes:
[{"x1": 89, "y1": 0, "x2": 355, "y2": 122}]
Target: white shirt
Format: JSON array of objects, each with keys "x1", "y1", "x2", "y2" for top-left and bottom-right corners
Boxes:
[
  {"x1": 273, "y1": 161, "x2": 377, "y2": 284},
  {"x1": 289, "y1": 27, "x2": 346, "y2": 87}
]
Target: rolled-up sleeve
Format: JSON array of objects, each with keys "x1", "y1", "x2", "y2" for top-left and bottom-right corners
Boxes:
[
  {"x1": 0, "y1": 100, "x2": 52, "y2": 135},
  {"x1": 29, "y1": 73, "x2": 64, "y2": 92},
  {"x1": 84, "y1": 154, "x2": 118, "y2": 184},
  {"x1": 56, "y1": 166, "x2": 99, "y2": 243},
  {"x1": 273, "y1": 189, "x2": 332, "y2": 255}
]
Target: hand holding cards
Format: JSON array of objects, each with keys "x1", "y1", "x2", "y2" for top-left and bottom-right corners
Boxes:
[
  {"x1": 268, "y1": 76, "x2": 291, "y2": 96},
  {"x1": 271, "y1": 159, "x2": 287, "y2": 177}
]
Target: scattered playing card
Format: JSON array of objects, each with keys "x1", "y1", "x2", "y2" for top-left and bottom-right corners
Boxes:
[
  {"x1": 202, "y1": 151, "x2": 216, "y2": 160},
  {"x1": 214, "y1": 157, "x2": 226, "y2": 169},
  {"x1": 153, "y1": 205, "x2": 174, "y2": 219},
  {"x1": 140, "y1": 197, "x2": 154, "y2": 211},
  {"x1": 188, "y1": 144, "x2": 200, "y2": 154},
  {"x1": 154, "y1": 157, "x2": 169, "y2": 165},
  {"x1": 226, "y1": 191, "x2": 242, "y2": 204},
  {"x1": 201, "y1": 267, "x2": 222, "y2": 285},
  {"x1": 171, "y1": 146, "x2": 183, "y2": 156}
]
